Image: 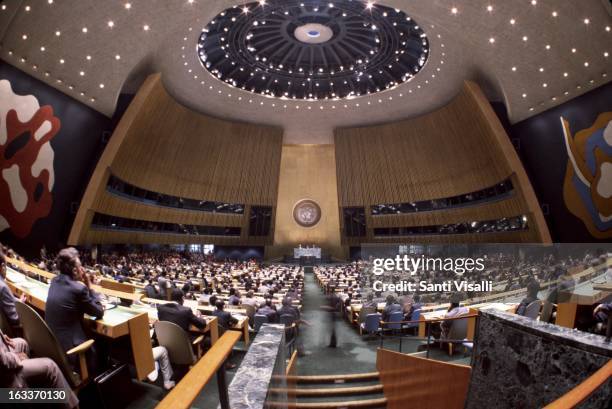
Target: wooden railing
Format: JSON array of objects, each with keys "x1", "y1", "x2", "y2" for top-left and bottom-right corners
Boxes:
[
  {"x1": 544, "y1": 360, "x2": 612, "y2": 409},
  {"x1": 156, "y1": 331, "x2": 241, "y2": 409}
]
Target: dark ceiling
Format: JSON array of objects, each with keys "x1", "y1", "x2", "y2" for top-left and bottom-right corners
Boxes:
[{"x1": 198, "y1": 0, "x2": 429, "y2": 100}]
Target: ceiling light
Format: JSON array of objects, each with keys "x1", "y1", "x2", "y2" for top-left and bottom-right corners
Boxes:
[
  {"x1": 451, "y1": 7, "x2": 458, "y2": 14},
  {"x1": 522, "y1": 36, "x2": 528, "y2": 42},
  {"x1": 40, "y1": 46, "x2": 45, "y2": 51},
  {"x1": 583, "y1": 18, "x2": 590, "y2": 25},
  {"x1": 143, "y1": 24, "x2": 150, "y2": 31},
  {"x1": 486, "y1": 5, "x2": 493, "y2": 12},
  {"x1": 107, "y1": 21, "x2": 114, "y2": 28},
  {"x1": 59, "y1": 58, "x2": 64, "y2": 64},
  {"x1": 510, "y1": 19, "x2": 516, "y2": 25},
  {"x1": 21, "y1": 34, "x2": 27, "y2": 40},
  {"x1": 545, "y1": 45, "x2": 551, "y2": 50},
  {"x1": 551, "y1": 11, "x2": 558, "y2": 17},
  {"x1": 79, "y1": 71, "x2": 85, "y2": 76},
  {"x1": 124, "y1": 3, "x2": 131, "y2": 9},
  {"x1": 571, "y1": 48, "x2": 577, "y2": 53},
  {"x1": 563, "y1": 72, "x2": 568, "y2": 77},
  {"x1": 489, "y1": 37, "x2": 495, "y2": 44},
  {"x1": 584, "y1": 61, "x2": 589, "y2": 67},
  {"x1": 25, "y1": 5, "x2": 31, "y2": 11},
  {"x1": 99, "y1": 83, "x2": 104, "y2": 88},
  {"x1": 86, "y1": 55, "x2": 91, "y2": 60},
  {"x1": 366, "y1": 2, "x2": 374, "y2": 9},
  {"x1": 511, "y1": 66, "x2": 517, "y2": 71},
  {"x1": 522, "y1": 93, "x2": 527, "y2": 98},
  {"x1": 55, "y1": 30, "x2": 61, "y2": 36},
  {"x1": 82, "y1": 27, "x2": 88, "y2": 33},
  {"x1": 542, "y1": 83, "x2": 547, "y2": 87},
  {"x1": 605, "y1": 52, "x2": 609, "y2": 58},
  {"x1": 531, "y1": 0, "x2": 537, "y2": 5},
  {"x1": 115, "y1": 54, "x2": 121, "y2": 60}
]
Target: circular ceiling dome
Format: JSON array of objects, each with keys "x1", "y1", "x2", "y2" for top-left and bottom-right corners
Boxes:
[{"x1": 197, "y1": 0, "x2": 430, "y2": 101}]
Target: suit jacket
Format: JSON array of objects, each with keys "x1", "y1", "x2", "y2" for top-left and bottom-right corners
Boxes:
[
  {"x1": 0, "y1": 276, "x2": 19, "y2": 326},
  {"x1": 144, "y1": 284, "x2": 160, "y2": 299},
  {"x1": 45, "y1": 274, "x2": 104, "y2": 354},
  {"x1": 212, "y1": 309, "x2": 238, "y2": 330},
  {"x1": 157, "y1": 302, "x2": 206, "y2": 332},
  {"x1": 277, "y1": 305, "x2": 300, "y2": 323},
  {"x1": 256, "y1": 305, "x2": 278, "y2": 323},
  {"x1": 382, "y1": 303, "x2": 402, "y2": 322}
]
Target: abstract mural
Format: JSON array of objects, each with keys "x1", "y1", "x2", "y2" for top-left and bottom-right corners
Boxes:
[
  {"x1": 0, "y1": 79, "x2": 60, "y2": 238},
  {"x1": 561, "y1": 113, "x2": 612, "y2": 239}
]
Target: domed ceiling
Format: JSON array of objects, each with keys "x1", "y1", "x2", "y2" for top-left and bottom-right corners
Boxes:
[
  {"x1": 198, "y1": 0, "x2": 429, "y2": 100},
  {"x1": 0, "y1": 0, "x2": 609, "y2": 143}
]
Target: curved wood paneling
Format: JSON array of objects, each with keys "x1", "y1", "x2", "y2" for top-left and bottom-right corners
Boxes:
[
  {"x1": 69, "y1": 74, "x2": 282, "y2": 245},
  {"x1": 335, "y1": 81, "x2": 551, "y2": 244}
]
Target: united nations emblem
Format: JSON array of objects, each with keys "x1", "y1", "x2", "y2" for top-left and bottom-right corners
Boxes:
[
  {"x1": 293, "y1": 199, "x2": 322, "y2": 227},
  {"x1": 561, "y1": 113, "x2": 612, "y2": 239}
]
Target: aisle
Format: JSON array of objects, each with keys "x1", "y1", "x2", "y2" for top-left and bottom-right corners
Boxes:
[{"x1": 297, "y1": 271, "x2": 379, "y2": 374}]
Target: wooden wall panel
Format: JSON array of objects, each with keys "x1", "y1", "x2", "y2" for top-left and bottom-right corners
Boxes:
[
  {"x1": 335, "y1": 81, "x2": 551, "y2": 244},
  {"x1": 69, "y1": 74, "x2": 282, "y2": 246},
  {"x1": 376, "y1": 349, "x2": 471, "y2": 409},
  {"x1": 268, "y1": 145, "x2": 344, "y2": 259}
]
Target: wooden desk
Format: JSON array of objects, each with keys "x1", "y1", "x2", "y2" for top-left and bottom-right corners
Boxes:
[
  {"x1": 6, "y1": 268, "x2": 155, "y2": 380},
  {"x1": 556, "y1": 277, "x2": 611, "y2": 328}
]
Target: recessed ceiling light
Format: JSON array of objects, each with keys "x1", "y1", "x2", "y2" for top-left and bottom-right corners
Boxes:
[
  {"x1": 563, "y1": 72, "x2": 568, "y2": 77},
  {"x1": 584, "y1": 61, "x2": 589, "y2": 67},
  {"x1": 539, "y1": 67, "x2": 544, "y2": 72},
  {"x1": 511, "y1": 66, "x2": 517, "y2": 71},
  {"x1": 583, "y1": 18, "x2": 590, "y2": 25},
  {"x1": 59, "y1": 58, "x2": 64, "y2": 64},
  {"x1": 40, "y1": 46, "x2": 45, "y2": 51},
  {"x1": 1, "y1": 4, "x2": 6, "y2": 10},
  {"x1": 571, "y1": 48, "x2": 577, "y2": 53},
  {"x1": 124, "y1": 3, "x2": 131, "y2": 9},
  {"x1": 25, "y1": 5, "x2": 31, "y2": 11},
  {"x1": 115, "y1": 54, "x2": 121, "y2": 60},
  {"x1": 48, "y1": 0, "x2": 53, "y2": 3},
  {"x1": 531, "y1": 0, "x2": 537, "y2": 5},
  {"x1": 99, "y1": 83, "x2": 104, "y2": 88},
  {"x1": 21, "y1": 34, "x2": 27, "y2": 40},
  {"x1": 606, "y1": 26, "x2": 611, "y2": 32},
  {"x1": 604, "y1": 52, "x2": 609, "y2": 58},
  {"x1": 143, "y1": 24, "x2": 150, "y2": 31},
  {"x1": 451, "y1": 7, "x2": 458, "y2": 14},
  {"x1": 86, "y1": 55, "x2": 91, "y2": 60},
  {"x1": 522, "y1": 93, "x2": 527, "y2": 98},
  {"x1": 552, "y1": 11, "x2": 558, "y2": 17},
  {"x1": 510, "y1": 19, "x2": 516, "y2": 25},
  {"x1": 79, "y1": 71, "x2": 85, "y2": 76},
  {"x1": 542, "y1": 83, "x2": 548, "y2": 87},
  {"x1": 489, "y1": 37, "x2": 495, "y2": 44},
  {"x1": 108, "y1": 21, "x2": 114, "y2": 28},
  {"x1": 55, "y1": 30, "x2": 61, "y2": 36},
  {"x1": 545, "y1": 45, "x2": 551, "y2": 50},
  {"x1": 82, "y1": 27, "x2": 88, "y2": 33},
  {"x1": 522, "y1": 36, "x2": 528, "y2": 42},
  {"x1": 486, "y1": 5, "x2": 493, "y2": 12}
]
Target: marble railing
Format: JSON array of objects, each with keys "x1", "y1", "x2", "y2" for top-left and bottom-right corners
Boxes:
[{"x1": 465, "y1": 309, "x2": 611, "y2": 409}]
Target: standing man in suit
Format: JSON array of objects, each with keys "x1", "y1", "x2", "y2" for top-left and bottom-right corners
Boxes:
[
  {"x1": 0, "y1": 329, "x2": 78, "y2": 408},
  {"x1": 157, "y1": 289, "x2": 207, "y2": 335},
  {"x1": 46, "y1": 247, "x2": 104, "y2": 371},
  {"x1": 0, "y1": 248, "x2": 21, "y2": 330}
]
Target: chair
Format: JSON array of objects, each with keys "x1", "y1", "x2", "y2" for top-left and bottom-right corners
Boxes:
[
  {"x1": 279, "y1": 314, "x2": 298, "y2": 354},
  {"x1": 15, "y1": 301, "x2": 94, "y2": 390},
  {"x1": 539, "y1": 301, "x2": 554, "y2": 323},
  {"x1": 523, "y1": 300, "x2": 542, "y2": 319},
  {"x1": 240, "y1": 304, "x2": 256, "y2": 326},
  {"x1": 385, "y1": 311, "x2": 404, "y2": 331},
  {"x1": 153, "y1": 321, "x2": 204, "y2": 366},
  {"x1": 357, "y1": 306, "x2": 377, "y2": 335},
  {"x1": 253, "y1": 314, "x2": 268, "y2": 332},
  {"x1": 403, "y1": 309, "x2": 421, "y2": 334},
  {"x1": 446, "y1": 317, "x2": 468, "y2": 356},
  {"x1": 360, "y1": 313, "x2": 381, "y2": 336}
]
